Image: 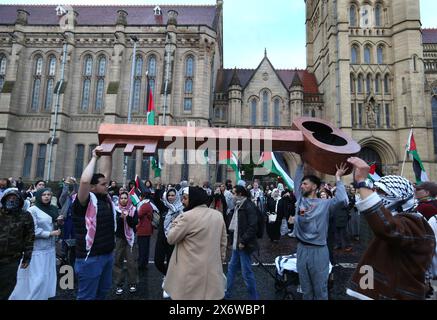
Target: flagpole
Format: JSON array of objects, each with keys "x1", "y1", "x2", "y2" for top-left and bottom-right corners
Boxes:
[
  {"x1": 400, "y1": 128, "x2": 413, "y2": 177},
  {"x1": 123, "y1": 35, "x2": 138, "y2": 188}
]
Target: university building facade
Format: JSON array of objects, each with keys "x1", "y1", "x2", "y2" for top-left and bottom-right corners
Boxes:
[{"x1": 0, "y1": 0, "x2": 436, "y2": 185}]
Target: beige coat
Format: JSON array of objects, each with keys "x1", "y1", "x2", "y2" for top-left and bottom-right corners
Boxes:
[{"x1": 163, "y1": 205, "x2": 227, "y2": 300}]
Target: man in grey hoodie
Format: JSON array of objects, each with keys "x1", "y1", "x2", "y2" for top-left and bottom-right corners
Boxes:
[{"x1": 292, "y1": 157, "x2": 349, "y2": 300}]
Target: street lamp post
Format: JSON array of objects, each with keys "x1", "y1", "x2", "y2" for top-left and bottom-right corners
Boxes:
[{"x1": 123, "y1": 36, "x2": 138, "y2": 187}]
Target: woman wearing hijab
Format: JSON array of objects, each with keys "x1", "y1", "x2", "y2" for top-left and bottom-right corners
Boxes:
[
  {"x1": 10, "y1": 188, "x2": 60, "y2": 300},
  {"x1": 154, "y1": 187, "x2": 183, "y2": 298},
  {"x1": 163, "y1": 186, "x2": 227, "y2": 300},
  {"x1": 113, "y1": 191, "x2": 138, "y2": 295},
  {"x1": 266, "y1": 188, "x2": 282, "y2": 242}
]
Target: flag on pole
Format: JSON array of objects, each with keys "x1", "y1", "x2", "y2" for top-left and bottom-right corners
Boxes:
[
  {"x1": 134, "y1": 175, "x2": 148, "y2": 194},
  {"x1": 128, "y1": 187, "x2": 141, "y2": 206},
  {"x1": 258, "y1": 152, "x2": 294, "y2": 190},
  {"x1": 151, "y1": 157, "x2": 161, "y2": 178},
  {"x1": 219, "y1": 151, "x2": 241, "y2": 181},
  {"x1": 406, "y1": 129, "x2": 428, "y2": 184},
  {"x1": 367, "y1": 163, "x2": 381, "y2": 182},
  {"x1": 146, "y1": 75, "x2": 155, "y2": 126}
]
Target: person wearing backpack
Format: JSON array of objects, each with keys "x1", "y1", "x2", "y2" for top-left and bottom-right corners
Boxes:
[{"x1": 225, "y1": 185, "x2": 259, "y2": 300}]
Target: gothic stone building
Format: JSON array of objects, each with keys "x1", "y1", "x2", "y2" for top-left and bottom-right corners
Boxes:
[{"x1": 0, "y1": 1, "x2": 436, "y2": 185}]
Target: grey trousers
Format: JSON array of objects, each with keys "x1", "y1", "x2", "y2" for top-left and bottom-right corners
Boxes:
[
  {"x1": 113, "y1": 237, "x2": 139, "y2": 286},
  {"x1": 296, "y1": 242, "x2": 330, "y2": 300}
]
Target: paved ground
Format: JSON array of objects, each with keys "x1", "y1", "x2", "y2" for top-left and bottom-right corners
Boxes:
[{"x1": 53, "y1": 230, "x2": 365, "y2": 300}]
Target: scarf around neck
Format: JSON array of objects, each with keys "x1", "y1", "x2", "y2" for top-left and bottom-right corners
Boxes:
[
  {"x1": 117, "y1": 196, "x2": 136, "y2": 248},
  {"x1": 163, "y1": 188, "x2": 184, "y2": 237}
]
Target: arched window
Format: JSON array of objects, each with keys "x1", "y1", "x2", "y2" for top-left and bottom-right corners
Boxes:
[
  {"x1": 412, "y1": 55, "x2": 418, "y2": 72},
  {"x1": 432, "y1": 91, "x2": 437, "y2": 155},
  {"x1": 36, "y1": 143, "x2": 47, "y2": 178},
  {"x1": 184, "y1": 55, "x2": 194, "y2": 112},
  {"x1": 262, "y1": 91, "x2": 268, "y2": 123},
  {"x1": 357, "y1": 74, "x2": 363, "y2": 93},
  {"x1": 95, "y1": 55, "x2": 106, "y2": 112},
  {"x1": 384, "y1": 74, "x2": 390, "y2": 94},
  {"x1": 22, "y1": 143, "x2": 33, "y2": 178},
  {"x1": 364, "y1": 45, "x2": 371, "y2": 64},
  {"x1": 366, "y1": 74, "x2": 372, "y2": 94},
  {"x1": 147, "y1": 54, "x2": 157, "y2": 95},
  {"x1": 404, "y1": 107, "x2": 408, "y2": 127},
  {"x1": 377, "y1": 45, "x2": 384, "y2": 64},
  {"x1": 351, "y1": 45, "x2": 359, "y2": 64},
  {"x1": 81, "y1": 55, "x2": 93, "y2": 111},
  {"x1": 44, "y1": 55, "x2": 56, "y2": 111},
  {"x1": 349, "y1": 5, "x2": 357, "y2": 26},
  {"x1": 251, "y1": 99, "x2": 257, "y2": 125},
  {"x1": 375, "y1": 74, "x2": 381, "y2": 93},
  {"x1": 350, "y1": 74, "x2": 356, "y2": 93},
  {"x1": 132, "y1": 55, "x2": 143, "y2": 112},
  {"x1": 358, "y1": 147, "x2": 383, "y2": 174},
  {"x1": 375, "y1": 4, "x2": 382, "y2": 27},
  {"x1": 385, "y1": 103, "x2": 391, "y2": 128},
  {"x1": 31, "y1": 55, "x2": 43, "y2": 111},
  {"x1": 274, "y1": 98, "x2": 280, "y2": 126},
  {"x1": 74, "y1": 144, "x2": 85, "y2": 178},
  {"x1": 0, "y1": 54, "x2": 7, "y2": 92}
]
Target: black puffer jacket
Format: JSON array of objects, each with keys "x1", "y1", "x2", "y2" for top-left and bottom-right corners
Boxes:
[{"x1": 235, "y1": 199, "x2": 259, "y2": 253}]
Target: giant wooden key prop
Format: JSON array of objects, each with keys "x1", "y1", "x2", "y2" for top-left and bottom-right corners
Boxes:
[{"x1": 98, "y1": 117, "x2": 361, "y2": 175}]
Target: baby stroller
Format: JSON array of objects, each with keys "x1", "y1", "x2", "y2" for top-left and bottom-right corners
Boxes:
[{"x1": 274, "y1": 254, "x2": 334, "y2": 300}]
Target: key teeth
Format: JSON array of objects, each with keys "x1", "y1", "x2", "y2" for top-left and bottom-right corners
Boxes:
[{"x1": 99, "y1": 143, "x2": 116, "y2": 156}]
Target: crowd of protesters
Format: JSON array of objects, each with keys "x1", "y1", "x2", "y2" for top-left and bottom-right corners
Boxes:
[{"x1": 1, "y1": 146, "x2": 437, "y2": 300}]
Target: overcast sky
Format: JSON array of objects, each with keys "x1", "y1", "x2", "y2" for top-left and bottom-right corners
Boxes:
[{"x1": 0, "y1": 0, "x2": 435, "y2": 69}]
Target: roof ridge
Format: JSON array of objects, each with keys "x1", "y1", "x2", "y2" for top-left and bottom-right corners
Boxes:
[{"x1": 0, "y1": 4, "x2": 216, "y2": 7}]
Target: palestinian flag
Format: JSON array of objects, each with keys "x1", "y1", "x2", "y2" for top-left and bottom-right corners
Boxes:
[
  {"x1": 129, "y1": 187, "x2": 141, "y2": 206},
  {"x1": 219, "y1": 151, "x2": 241, "y2": 181},
  {"x1": 134, "y1": 175, "x2": 148, "y2": 195},
  {"x1": 367, "y1": 163, "x2": 381, "y2": 182},
  {"x1": 151, "y1": 157, "x2": 161, "y2": 178},
  {"x1": 258, "y1": 152, "x2": 294, "y2": 190},
  {"x1": 406, "y1": 129, "x2": 428, "y2": 184},
  {"x1": 146, "y1": 76, "x2": 155, "y2": 125}
]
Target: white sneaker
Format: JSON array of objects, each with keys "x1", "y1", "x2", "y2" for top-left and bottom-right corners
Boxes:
[
  {"x1": 115, "y1": 287, "x2": 124, "y2": 295},
  {"x1": 163, "y1": 290, "x2": 170, "y2": 299}
]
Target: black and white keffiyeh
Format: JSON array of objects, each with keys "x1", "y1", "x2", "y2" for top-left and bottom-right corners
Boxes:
[{"x1": 373, "y1": 175, "x2": 415, "y2": 213}]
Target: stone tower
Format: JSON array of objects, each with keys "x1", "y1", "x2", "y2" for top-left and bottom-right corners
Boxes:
[{"x1": 305, "y1": 0, "x2": 436, "y2": 180}]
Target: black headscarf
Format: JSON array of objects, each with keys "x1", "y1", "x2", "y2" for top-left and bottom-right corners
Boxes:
[
  {"x1": 183, "y1": 186, "x2": 209, "y2": 212},
  {"x1": 34, "y1": 188, "x2": 59, "y2": 222}
]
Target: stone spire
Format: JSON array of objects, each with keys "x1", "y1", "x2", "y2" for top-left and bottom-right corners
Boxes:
[{"x1": 229, "y1": 67, "x2": 241, "y2": 87}]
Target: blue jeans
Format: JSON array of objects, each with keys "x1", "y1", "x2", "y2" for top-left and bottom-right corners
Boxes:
[
  {"x1": 225, "y1": 249, "x2": 259, "y2": 300},
  {"x1": 75, "y1": 253, "x2": 114, "y2": 300}
]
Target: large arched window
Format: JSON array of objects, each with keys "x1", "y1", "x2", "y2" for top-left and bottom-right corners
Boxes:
[
  {"x1": 31, "y1": 55, "x2": 43, "y2": 111},
  {"x1": 147, "y1": 54, "x2": 157, "y2": 96},
  {"x1": 36, "y1": 143, "x2": 47, "y2": 178},
  {"x1": 358, "y1": 147, "x2": 383, "y2": 174},
  {"x1": 0, "y1": 54, "x2": 6, "y2": 93},
  {"x1": 366, "y1": 74, "x2": 372, "y2": 94},
  {"x1": 251, "y1": 99, "x2": 257, "y2": 125},
  {"x1": 81, "y1": 55, "x2": 93, "y2": 111},
  {"x1": 432, "y1": 87, "x2": 437, "y2": 156},
  {"x1": 262, "y1": 91, "x2": 268, "y2": 123},
  {"x1": 350, "y1": 74, "x2": 356, "y2": 93},
  {"x1": 364, "y1": 45, "x2": 372, "y2": 64},
  {"x1": 22, "y1": 143, "x2": 33, "y2": 178},
  {"x1": 375, "y1": 74, "x2": 381, "y2": 93},
  {"x1": 349, "y1": 5, "x2": 357, "y2": 27},
  {"x1": 357, "y1": 74, "x2": 364, "y2": 93},
  {"x1": 351, "y1": 45, "x2": 359, "y2": 64},
  {"x1": 274, "y1": 98, "x2": 280, "y2": 126},
  {"x1": 95, "y1": 55, "x2": 106, "y2": 112},
  {"x1": 375, "y1": 4, "x2": 382, "y2": 27},
  {"x1": 377, "y1": 45, "x2": 384, "y2": 64},
  {"x1": 74, "y1": 144, "x2": 85, "y2": 178},
  {"x1": 184, "y1": 55, "x2": 194, "y2": 112},
  {"x1": 44, "y1": 55, "x2": 56, "y2": 111},
  {"x1": 132, "y1": 55, "x2": 143, "y2": 113},
  {"x1": 384, "y1": 74, "x2": 390, "y2": 94}
]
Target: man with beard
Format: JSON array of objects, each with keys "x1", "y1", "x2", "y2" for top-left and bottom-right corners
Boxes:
[{"x1": 0, "y1": 189, "x2": 34, "y2": 299}]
